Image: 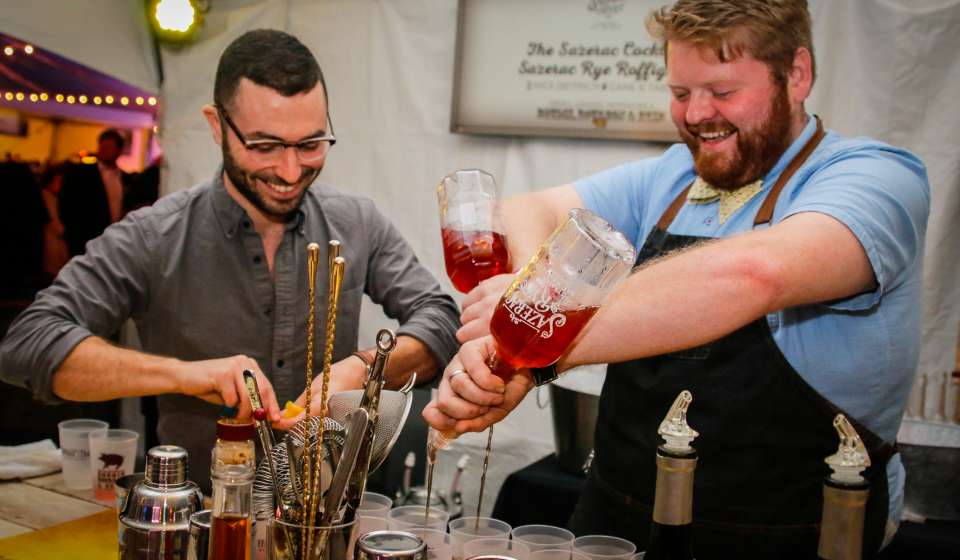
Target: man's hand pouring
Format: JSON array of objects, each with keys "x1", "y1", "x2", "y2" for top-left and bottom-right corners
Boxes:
[{"x1": 422, "y1": 335, "x2": 535, "y2": 435}]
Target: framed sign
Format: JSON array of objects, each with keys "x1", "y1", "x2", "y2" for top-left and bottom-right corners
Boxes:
[{"x1": 451, "y1": 0, "x2": 677, "y2": 142}]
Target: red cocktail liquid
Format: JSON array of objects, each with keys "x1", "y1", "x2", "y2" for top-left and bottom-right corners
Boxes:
[
  {"x1": 488, "y1": 301, "x2": 598, "y2": 381},
  {"x1": 441, "y1": 228, "x2": 510, "y2": 293}
]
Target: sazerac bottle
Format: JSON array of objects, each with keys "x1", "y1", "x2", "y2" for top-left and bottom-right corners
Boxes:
[
  {"x1": 209, "y1": 418, "x2": 256, "y2": 560},
  {"x1": 644, "y1": 390, "x2": 699, "y2": 560},
  {"x1": 817, "y1": 414, "x2": 871, "y2": 560}
]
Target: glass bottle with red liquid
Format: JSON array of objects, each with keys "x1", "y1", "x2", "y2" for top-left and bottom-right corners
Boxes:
[
  {"x1": 487, "y1": 207, "x2": 636, "y2": 381},
  {"x1": 437, "y1": 169, "x2": 511, "y2": 294}
]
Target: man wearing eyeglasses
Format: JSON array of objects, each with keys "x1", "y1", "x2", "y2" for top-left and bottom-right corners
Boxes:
[{"x1": 0, "y1": 30, "x2": 460, "y2": 489}]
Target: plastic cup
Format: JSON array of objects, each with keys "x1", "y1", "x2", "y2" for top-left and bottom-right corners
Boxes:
[
  {"x1": 358, "y1": 491, "x2": 394, "y2": 519},
  {"x1": 572, "y1": 535, "x2": 636, "y2": 560},
  {"x1": 407, "y1": 527, "x2": 453, "y2": 560},
  {"x1": 89, "y1": 429, "x2": 139, "y2": 502},
  {"x1": 355, "y1": 515, "x2": 390, "y2": 538},
  {"x1": 388, "y1": 505, "x2": 451, "y2": 531},
  {"x1": 58, "y1": 419, "x2": 108, "y2": 489},
  {"x1": 531, "y1": 550, "x2": 592, "y2": 560},
  {"x1": 512, "y1": 525, "x2": 575, "y2": 552},
  {"x1": 464, "y1": 538, "x2": 530, "y2": 560},
  {"x1": 449, "y1": 517, "x2": 512, "y2": 560}
]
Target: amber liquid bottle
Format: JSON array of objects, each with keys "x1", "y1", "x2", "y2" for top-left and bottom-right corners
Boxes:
[{"x1": 209, "y1": 419, "x2": 255, "y2": 560}]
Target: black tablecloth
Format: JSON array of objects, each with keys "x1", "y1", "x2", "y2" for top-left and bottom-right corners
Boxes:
[{"x1": 492, "y1": 454, "x2": 960, "y2": 559}]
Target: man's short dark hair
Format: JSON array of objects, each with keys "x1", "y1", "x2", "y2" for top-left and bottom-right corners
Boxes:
[
  {"x1": 98, "y1": 128, "x2": 125, "y2": 149},
  {"x1": 214, "y1": 29, "x2": 327, "y2": 108}
]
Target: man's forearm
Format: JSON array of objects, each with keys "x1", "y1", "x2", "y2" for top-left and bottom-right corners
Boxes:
[
  {"x1": 561, "y1": 213, "x2": 876, "y2": 369},
  {"x1": 355, "y1": 335, "x2": 439, "y2": 389},
  {"x1": 52, "y1": 337, "x2": 183, "y2": 401}
]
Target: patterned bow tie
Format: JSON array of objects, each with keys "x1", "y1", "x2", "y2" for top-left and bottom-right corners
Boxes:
[{"x1": 687, "y1": 176, "x2": 763, "y2": 224}]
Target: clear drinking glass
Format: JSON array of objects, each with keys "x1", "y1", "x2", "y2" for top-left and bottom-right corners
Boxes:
[
  {"x1": 437, "y1": 169, "x2": 511, "y2": 294},
  {"x1": 270, "y1": 517, "x2": 355, "y2": 560},
  {"x1": 89, "y1": 428, "x2": 139, "y2": 502},
  {"x1": 488, "y1": 208, "x2": 636, "y2": 380}
]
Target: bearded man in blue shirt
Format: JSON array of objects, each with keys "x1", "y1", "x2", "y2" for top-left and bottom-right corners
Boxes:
[{"x1": 424, "y1": 1, "x2": 930, "y2": 558}]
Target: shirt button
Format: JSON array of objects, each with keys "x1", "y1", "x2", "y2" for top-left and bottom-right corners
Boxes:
[
  {"x1": 276, "y1": 359, "x2": 285, "y2": 368},
  {"x1": 253, "y1": 255, "x2": 262, "y2": 264},
  {"x1": 243, "y1": 220, "x2": 251, "y2": 228}
]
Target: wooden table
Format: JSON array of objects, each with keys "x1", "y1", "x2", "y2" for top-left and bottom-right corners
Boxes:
[{"x1": 0, "y1": 472, "x2": 110, "y2": 537}]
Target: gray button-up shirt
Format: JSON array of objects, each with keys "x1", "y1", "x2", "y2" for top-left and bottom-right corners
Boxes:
[{"x1": 0, "y1": 171, "x2": 460, "y2": 486}]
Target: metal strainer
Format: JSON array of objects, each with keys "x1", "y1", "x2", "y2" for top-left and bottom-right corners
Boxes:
[{"x1": 326, "y1": 378, "x2": 415, "y2": 472}]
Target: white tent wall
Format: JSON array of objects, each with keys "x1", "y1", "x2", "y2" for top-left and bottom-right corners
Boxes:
[
  {"x1": 0, "y1": 0, "x2": 160, "y2": 93},
  {"x1": 152, "y1": 0, "x2": 960, "y2": 515}
]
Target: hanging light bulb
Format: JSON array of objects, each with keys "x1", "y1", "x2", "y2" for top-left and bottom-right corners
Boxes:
[
  {"x1": 66, "y1": 95, "x2": 76, "y2": 104},
  {"x1": 55, "y1": 94, "x2": 64, "y2": 103},
  {"x1": 15, "y1": 92, "x2": 25, "y2": 101},
  {"x1": 40, "y1": 93, "x2": 49, "y2": 101},
  {"x1": 79, "y1": 95, "x2": 89, "y2": 104},
  {"x1": 135, "y1": 96, "x2": 145, "y2": 105},
  {"x1": 3, "y1": 92, "x2": 13, "y2": 101},
  {"x1": 94, "y1": 96, "x2": 103, "y2": 105},
  {"x1": 105, "y1": 95, "x2": 115, "y2": 104},
  {"x1": 24, "y1": 45, "x2": 34, "y2": 55},
  {"x1": 148, "y1": 96, "x2": 158, "y2": 106},
  {"x1": 3, "y1": 46, "x2": 13, "y2": 56},
  {"x1": 149, "y1": 0, "x2": 202, "y2": 43},
  {"x1": 120, "y1": 96, "x2": 130, "y2": 106},
  {"x1": 29, "y1": 93, "x2": 39, "y2": 102}
]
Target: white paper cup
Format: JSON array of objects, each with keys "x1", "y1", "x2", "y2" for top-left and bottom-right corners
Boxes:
[
  {"x1": 89, "y1": 429, "x2": 139, "y2": 502},
  {"x1": 58, "y1": 419, "x2": 108, "y2": 489}
]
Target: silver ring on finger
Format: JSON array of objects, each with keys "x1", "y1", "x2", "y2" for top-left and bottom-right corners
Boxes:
[{"x1": 448, "y1": 369, "x2": 467, "y2": 381}]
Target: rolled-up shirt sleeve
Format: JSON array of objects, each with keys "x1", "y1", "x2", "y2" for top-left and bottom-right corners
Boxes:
[
  {"x1": 0, "y1": 212, "x2": 152, "y2": 403},
  {"x1": 359, "y1": 200, "x2": 460, "y2": 367}
]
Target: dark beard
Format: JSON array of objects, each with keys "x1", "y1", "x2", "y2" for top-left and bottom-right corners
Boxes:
[
  {"x1": 680, "y1": 85, "x2": 793, "y2": 191},
  {"x1": 221, "y1": 144, "x2": 321, "y2": 221}
]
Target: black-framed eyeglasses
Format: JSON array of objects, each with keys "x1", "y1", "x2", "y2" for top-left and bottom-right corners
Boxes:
[{"x1": 216, "y1": 104, "x2": 336, "y2": 163}]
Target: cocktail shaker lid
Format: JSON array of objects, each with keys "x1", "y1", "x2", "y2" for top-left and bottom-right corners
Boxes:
[
  {"x1": 146, "y1": 445, "x2": 189, "y2": 486},
  {"x1": 356, "y1": 530, "x2": 427, "y2": 560}
]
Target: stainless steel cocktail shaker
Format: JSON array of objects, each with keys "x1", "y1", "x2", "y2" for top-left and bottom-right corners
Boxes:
[{"x1": 119, "y1": 445, "x2": 204, "y2": 559}]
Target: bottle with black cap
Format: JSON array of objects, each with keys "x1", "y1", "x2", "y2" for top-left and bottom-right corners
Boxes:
[{"x1": 644, "y1": 390, "x2": 699, "y2": 560}]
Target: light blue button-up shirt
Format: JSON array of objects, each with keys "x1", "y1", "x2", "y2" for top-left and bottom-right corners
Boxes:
[{"x1": 575, "y1": 115, "x2": 930, "y2": 523}]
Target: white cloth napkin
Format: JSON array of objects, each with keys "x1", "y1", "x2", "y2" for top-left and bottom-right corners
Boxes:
[{"x1": 0, "y1": 439, "x2": 62, "y2": 480}]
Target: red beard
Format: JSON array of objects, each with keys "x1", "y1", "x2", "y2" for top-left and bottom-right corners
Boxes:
[{"x1": 679, "y1": 85, "x2": 793, "y2": 191}]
